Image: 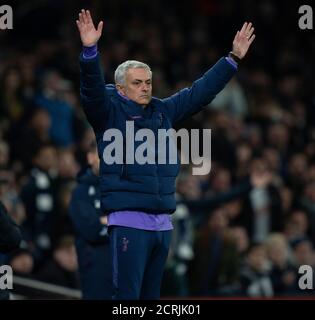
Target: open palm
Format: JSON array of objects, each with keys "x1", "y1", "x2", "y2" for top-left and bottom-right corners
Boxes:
[
  {"x1": 232, "y1": 22, "x2": 255, "y2": 59},
  {"x1": 76, "y1": 9, "x2": 103, "y2": 47}
]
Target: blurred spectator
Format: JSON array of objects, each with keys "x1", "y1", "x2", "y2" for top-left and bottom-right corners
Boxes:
[
  {"x1": 209, "y1": 78, "x2": 249, "y2": 119},
  {"x1": 14, "y1": 108, "x2": 52, "y2": 170},
  {"x1": 57, "y1": 149, "x2": 80, "y2": 182},
  {"x1": 240, "y1": 242, "x2": 274, "y2": 297},
  {"x1": 0, "y1": 170, "x2": 26, "y2": 226},
  {"x1": 35, "y1": 71, "x2": 76, "y2": 147},
  {"x1": 286, "y1": 153, "x2": 308, "y2": 197},
  {"x1": 236, "y1": 158, "x2": 283, "y2": 242},
  {"x1": 74, "y1": 127, "x2": 96, "y2": 168},
  {"x1": 284, "y1": 209, "x2": 310, "y2": 246},
  {"x1": 0, "y1": 200, "x2": 22, "y2": 300},
  {"x1": 291, "y1": 237, "x2": 315, "y2": 294},
  {"x1": 189, "y1": 208, "x2": 240, "y2": 296},
  {"x1": 209, "y1": 166, "x2": 232, "y2": 194},
  {"x1": 230, "y1": 226, "x2": 250, "y2": 258},
  {"x1": 20, "y1": 143, "x2": 58, "y2": 268},
  {"x1": 36, "y1": 235, "x2": 79, "y2": 289},
  {"x1": 265, "y1": 233, "x2": 297, "y2": 295},
  {"x1": 54, "y1": 181, "x2": 76, "y2": 239},
  {"x1": 0, "y1": 66, "x2": 30, "y2": 137},
  {"x1": 267, "y1": 123, "x2": 290, "y2": 159},
  {"x1": 0, "y1": 141, "x2": 10, "y2": 169},
  {"x1": 9, "y1": 248, "x2": 34, "y2": 277},
  {"x1": 69, "y1": 142, "x2": 112, "y2": 299},
  {"x1": 163, "y1": 203, "x2": 194, "y2": 297},
  {"x1": 300, "y1": 181, "x2": 315, "y2": 245},
  {"x1": 291, "y1": 238, "x2": 315, "y2": 268}
]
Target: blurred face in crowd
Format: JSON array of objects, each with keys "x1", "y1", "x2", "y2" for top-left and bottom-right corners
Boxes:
[
  {"x1": 59, "y1": 183, "x2": 76, "y2": 210},
  {"x1": 87, "y1": 148, "x2": 100, "y2": 175},
  {"x1": 262, "y1": 148, "x2": 280, "y2": 172},
  {"x1": 10, "y1": 253, "x2": 34, "y2": 275},
  {"x1": 231, "y1": 226, "x2": 249, "y2": 254},
  {"x1": 224, "y1": 200, "x2": 242, "y2": 220},
  {"x1": 236, "y1": 143, "x2": 252, "y2": 164},
  {"x1": 211, "y1": 168, "x2": 231, "y2": 193},
  {"x1": 4, "y1": 68, "x2": 22, "y2": 91},
  {"x1": 250, "y1": 157, "x2": 268, "y2": 176},
  {"x1": 304, "y1": 181, "x2": 315, "y2": 203},
  {"x1": 54, "y1": 242, "x2": 78, "y2": 272},
  {"x1": 293, "y1": 241, "x2": 314, "y2": 266},
  {"x1": 31, "y1": 109, "x2": 51, "y2": 135},
  {"x1": 267, "y1": 123, "x2": 289, "y2": 150},
  {"x1": 285, "y1": 211, "x2": 309, "y2": 239},
  {"x1": 57, "y1": 150, "x2": 79, "y2": 178},
  {"x1": 80, "y1": 128, "x2": 95, "y2": 153},
  {"x1": 280, "y1": 187, "x2": 293, "y2": 213},
  {"x1": 289, "y1": 153, "x2": 308, "y2": 178},
  {"x1": 116, "y1": 68, "x2": 152, "y2": 106},
  {"x1": 0, "y1": 170, "x2": 13, "y2": 197},
  {"x1": 247, "y1": 245, "x2": 268, "y2": 272},
  {"x1": 33, "y1": 146, "x2": 57, "y2": 172},
  {"x1": 43, "y1": 71, "x2": 63, "y2": 94},
  {"x1": 0, "y1": 141, "x2": 9, "y2": 168},
  {"x1": 208, "y1": 208, "x2": 228, "y2": 233},
  {"x1": 266, "y1": 234, "x2": 289, "y2": 268},
  {"x1": 177, "y1": 174, "x2": 201, "y2": 200}
]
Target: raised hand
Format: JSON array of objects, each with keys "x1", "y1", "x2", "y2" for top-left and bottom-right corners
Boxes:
[
  {"x1": 232, "y1": 22, "x2": 255, "y2": 59},
  {"x1": 76, "y1": 9, "x2": 103, "y2": 47}
]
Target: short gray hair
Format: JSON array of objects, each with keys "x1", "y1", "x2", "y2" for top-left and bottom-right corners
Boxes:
[{"x1": 114, "y1": 60, "x2": 152, "y2": 85}]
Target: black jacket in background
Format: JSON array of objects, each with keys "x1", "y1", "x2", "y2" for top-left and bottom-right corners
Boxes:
[
  {"x1": 0, "y1": 202, "x2": 22, "y2": 254},
  {"x1": 69, "y1": 167, "x2": 112, "y2": 299},
  {"x1": 0, "y1": 201, "x2": 22, "y2": 300}
]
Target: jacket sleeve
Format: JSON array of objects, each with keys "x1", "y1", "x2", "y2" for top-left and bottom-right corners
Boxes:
[
  {"x1": 0, "y1": 202, "x2": 22, "y2": 253},
  {"x1": 162, "y1": 57, "x2": 237, "y2": 124},
  {"x1": 79, "y1": 52, "x2": 111, "y2": 133},
  {"x1": 69, "y1": 186, "x2": 108, "y2": 244}
]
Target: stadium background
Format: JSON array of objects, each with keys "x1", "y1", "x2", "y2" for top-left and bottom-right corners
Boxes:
[{"x1": 1, "y1": 0, "x2": 315, "y2": 298}]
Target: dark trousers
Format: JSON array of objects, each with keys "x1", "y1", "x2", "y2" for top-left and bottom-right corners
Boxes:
[{"x1": 109, "y1": 226, "x2": 171, "y2": 300}]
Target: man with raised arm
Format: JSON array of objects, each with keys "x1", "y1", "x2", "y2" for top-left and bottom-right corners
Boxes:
[{"x1": 77, "y1": 9, "x2": 255, "y2": 300}]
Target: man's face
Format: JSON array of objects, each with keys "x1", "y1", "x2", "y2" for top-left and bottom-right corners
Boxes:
[{"x1": 117, "y1": 68, "x2": 152, "y2": 106}]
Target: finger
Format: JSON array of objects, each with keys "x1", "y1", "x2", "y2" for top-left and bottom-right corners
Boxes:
[
  {"x1": 245, "y1": 22, "x2": 253, "y2": 34},
  {"x1": 86, "y1": 10, "x2": 93, "y2": 24},
  {"x1": 78, "y1": 12, "x2": 84, "y2": 24},
  {"x1": 97, "y1": 21, "x2": 104, "y2": 34},
  {"x1": 76, "y1": 20, "x2": 82, "y2": 30},
  {"x1": 81, "y1": 9, "x2": 88, "y2": 24},
  {"x1": 79, "y1": 11, "x2": 85, "y2": 24},
  {"x1": 248, "y1": 34, "x2": 256, "y2": 45},
  {"x1": 247, "y1": 27, "x2": 254, "y2": 38},
  {"x1": 240, "y1": 22, "x2": 247, "y2": 35}
]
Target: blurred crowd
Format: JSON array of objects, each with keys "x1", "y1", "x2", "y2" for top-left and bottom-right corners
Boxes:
[{"x1": 1, "y1": 0, "x2": 315, "y2": 298}]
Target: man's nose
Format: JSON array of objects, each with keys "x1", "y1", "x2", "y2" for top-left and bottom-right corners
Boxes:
[{"x1": 141, "y1": 83, "x2": 149, "y2": 92}]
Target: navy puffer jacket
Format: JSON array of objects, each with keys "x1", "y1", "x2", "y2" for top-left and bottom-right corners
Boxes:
[{"x1": 79, "y1": 53, "x2": 236, "y2": 214}]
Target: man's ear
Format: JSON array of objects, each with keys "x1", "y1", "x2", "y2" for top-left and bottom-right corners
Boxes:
[{"x1": 116, "y1": 83, "x2": 125, "y2": 96}]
